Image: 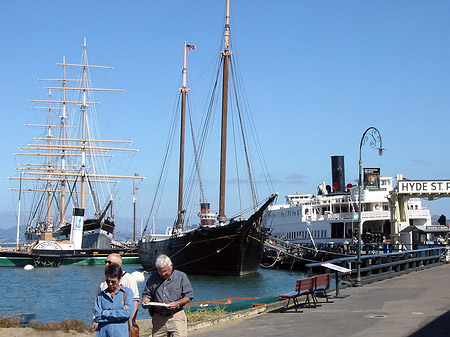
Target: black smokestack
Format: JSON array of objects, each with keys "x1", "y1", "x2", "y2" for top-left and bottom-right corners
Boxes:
[{"x1": 331, "y1": 155, "x2": 345, "y2": 193}]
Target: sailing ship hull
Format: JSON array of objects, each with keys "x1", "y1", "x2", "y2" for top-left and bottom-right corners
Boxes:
[
  {"x1": 139, "y1": 219, "x2": 264, "y2": 276},
  {"x1": 138, "y1": 195, "x2": 276, "y2": 276},
  {"x1": 24, "y1": 219, "x2": 115, "y2": 249}
]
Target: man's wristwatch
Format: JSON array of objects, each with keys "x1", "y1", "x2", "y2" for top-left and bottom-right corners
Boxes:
[{"x1": 177, "y1": 301, "x2": 181, "y2": 308}]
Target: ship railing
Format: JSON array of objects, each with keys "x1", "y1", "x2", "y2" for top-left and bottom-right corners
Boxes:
[
  {"x1": 307, "y1": 195, "x2": 355, "y2": 206},
  {"x1": 305, "y1": 246, "x2": 445, "y2": 286},
  {"x1": 407, "y1": 209, "x2": 432, "y2": 217},
  {"x1": 309, "y1": 210, "x2": 390, "y2": 221},
  {"x1": 360, "y1": 210, "x2": 390, "y2": 219},
  {"x1": 324, "y1": 212, "x2": 355, "y2": 220}
]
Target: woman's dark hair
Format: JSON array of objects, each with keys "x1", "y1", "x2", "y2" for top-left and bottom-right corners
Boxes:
[{"x1": 105, "y1": 262, "x2": 123, "y2": 280}]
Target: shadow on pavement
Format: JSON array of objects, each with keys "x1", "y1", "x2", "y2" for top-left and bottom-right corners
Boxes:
[{"x1": 408, "y1": 309, "x2": 450, "y2": 337}]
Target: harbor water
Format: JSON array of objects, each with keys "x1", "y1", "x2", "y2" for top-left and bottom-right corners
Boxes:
[{"x1": 0, "y1": 265, "x2": 307, "y2": 324}]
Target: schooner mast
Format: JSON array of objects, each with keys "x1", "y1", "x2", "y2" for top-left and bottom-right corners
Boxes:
[
  {"x1": 218, "y1": 0, "x2": 232, "y2": 225},
  {"x1": 176, "y1": 41, "x2": 190, "y2": 230}
]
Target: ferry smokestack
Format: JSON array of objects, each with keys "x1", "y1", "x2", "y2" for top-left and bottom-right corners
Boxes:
[
  {"x1": 331, "y1": 155, "x2": 345, "y2": 193},
  {"x1": 200, "y1": 202, "x2": 216, "y2": 226},
  {"x1": 70, "y1": 208, "x2": 85, "y2": 249}
]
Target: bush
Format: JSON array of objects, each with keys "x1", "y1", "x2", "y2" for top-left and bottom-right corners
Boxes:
[
  {"x1": 186, "y1": 306, "x2": 228, "y2": 323},
  {"x1": 0, "y1": 314, "x2": 25, "y2": 328},
  {"x1": 28, "y1": 319, "x2": 92, "y2": 333}
]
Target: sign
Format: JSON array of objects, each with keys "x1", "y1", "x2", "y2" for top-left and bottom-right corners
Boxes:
[
  {"x1": 34, "y1": 241, "x2": 63, "y2": 251},
  {"x1": 364, "y1": 168, "x2": 380, "y2": 190},
  {"x1": 320, "y1": 262, "x2": 352, "y2": 274},
  {"x1": 398, "y1": 180, "x2": 450, "y2": 194},
  {"x1": 73, "y1": 215, "x2": 83, "y2": 230}
]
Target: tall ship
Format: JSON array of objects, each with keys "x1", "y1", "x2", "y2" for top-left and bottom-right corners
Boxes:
[
  {"x1": 263, "y1": 155, "x2": 434, "y2": 268},
  {"x1": 7, "y1": 40, "x2": 143, "y2": 256},
  {"x1": 138, "y1": 0, "x2": 276, "y2": 276}
]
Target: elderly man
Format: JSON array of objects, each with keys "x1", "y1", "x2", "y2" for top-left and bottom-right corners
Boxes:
[
  {"x1": 97, "y1": 253, "x2": 140, "y2": 321},
  {"x1": 142, "y1": 255, "x2": 194, "y2": 337}
]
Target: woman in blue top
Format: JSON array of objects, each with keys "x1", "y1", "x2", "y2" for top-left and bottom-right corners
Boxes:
[{"x1": 94, "y1": 262, "x2": 134, "y2": 337}]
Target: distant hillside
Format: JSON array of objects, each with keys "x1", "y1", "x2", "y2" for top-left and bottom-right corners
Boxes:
[{"x1": 0, "y1": 226, "x2": 21, "y2": 244}]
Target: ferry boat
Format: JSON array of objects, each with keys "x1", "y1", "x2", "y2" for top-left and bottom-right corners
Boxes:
[{"x1": 266, "y1": 156, "x2": 432, "y2": 251}]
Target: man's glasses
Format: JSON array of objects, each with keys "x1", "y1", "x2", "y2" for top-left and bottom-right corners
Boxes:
[
  {"x1": 105, "y1": 279, "x2": 118, "y2": 285},
  {"x1": 105, "y1": 260, "x2": 113, "y2": 265}
]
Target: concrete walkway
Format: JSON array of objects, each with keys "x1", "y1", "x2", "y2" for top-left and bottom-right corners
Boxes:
[{"x1": 189, "y1": 263, "x2": 450, "y2": 337}]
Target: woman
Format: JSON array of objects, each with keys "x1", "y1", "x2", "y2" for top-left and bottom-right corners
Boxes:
[{"x1": 94, "y1": 262, "x2": 134, "y2": 337}]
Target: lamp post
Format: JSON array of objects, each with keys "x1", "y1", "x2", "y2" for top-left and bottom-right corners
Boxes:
[{"x1": 355, "y1": 127, "x2": 383, "y2": 287}]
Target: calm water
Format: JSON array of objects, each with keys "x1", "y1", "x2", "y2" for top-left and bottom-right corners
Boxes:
[{"x1": 0, "y1": 265, "x2": 307, "y2": 323}]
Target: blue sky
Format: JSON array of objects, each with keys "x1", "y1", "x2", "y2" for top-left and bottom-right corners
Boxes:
[{"x1": 0, "y1": 1, "x2": 449, "y2": 233}]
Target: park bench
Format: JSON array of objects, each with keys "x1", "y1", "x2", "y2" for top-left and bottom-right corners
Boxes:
[
  {"x1": 312, "y1": 273, "x2": 330, "y2": 304},
  {"x1": 278, "y1": 277, "x2": 315, "y2": 311}
]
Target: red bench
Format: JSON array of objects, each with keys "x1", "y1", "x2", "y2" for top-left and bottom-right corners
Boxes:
[
  {"x1": 279, "y1": 277, "x2": 315, "y2": 311},
  {"x1": 312, "y1": 274, "x2": 330, "y2": 303}
]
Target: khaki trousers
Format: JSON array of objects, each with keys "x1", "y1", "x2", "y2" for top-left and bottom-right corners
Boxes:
[{"x1": 152, "y1": 310, "x2": 187, "y2": 337}]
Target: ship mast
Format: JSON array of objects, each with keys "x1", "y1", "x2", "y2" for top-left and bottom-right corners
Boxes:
[
  {"x1": 80, "y1": 39, "x2": 88, "y2": 210},
  {"x1": 46, "y1": 88, "x2": 53, "y2": 228},
  {"x1": 176, "y1": 41, "x2": 190, "y2": 230},
  {"x1": 218, "y1": 0, "x2": 231, "y2": 225},
  {"x1": 60, "y1": 57, "x2": 67, "y2": 224},
  {"x1": 133, "y1": 173, "x2": 138, "y2": 241}
]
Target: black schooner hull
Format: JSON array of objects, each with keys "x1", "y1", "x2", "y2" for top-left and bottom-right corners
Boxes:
[{"x1": 138, "y1": 195, "x2": 276, "y2": 276}]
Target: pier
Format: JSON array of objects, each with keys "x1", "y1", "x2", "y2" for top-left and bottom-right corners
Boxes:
[{"x1": 188, "y1": 262, "x2": 450, "y2": 337}]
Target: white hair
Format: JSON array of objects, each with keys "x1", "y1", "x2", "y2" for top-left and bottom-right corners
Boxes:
[{"x1": 156, "y1": 254, "x2": 173, "y2": 268}]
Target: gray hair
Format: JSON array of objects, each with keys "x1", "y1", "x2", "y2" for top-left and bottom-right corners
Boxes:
[{"x1": 155, "y1": 254, "x2": 173, "y2": 268}]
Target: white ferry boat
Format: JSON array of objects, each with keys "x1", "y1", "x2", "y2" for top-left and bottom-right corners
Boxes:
[{"x1": 266, "y1": 156, "x2": 432, "y2": 247}]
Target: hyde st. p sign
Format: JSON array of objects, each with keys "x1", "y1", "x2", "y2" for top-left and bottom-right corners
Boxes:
[{"x1": 398, "y1": 180, "x2": 450, "y2": 194}]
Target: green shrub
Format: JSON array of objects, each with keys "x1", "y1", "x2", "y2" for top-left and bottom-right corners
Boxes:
[{"x1": 186, "y1": 306, "x2": 228, "y2": 323}]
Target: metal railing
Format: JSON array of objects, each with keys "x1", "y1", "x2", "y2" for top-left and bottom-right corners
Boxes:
[{"x1": 306, "y1": 246, "x2": 446, "y2": 286}]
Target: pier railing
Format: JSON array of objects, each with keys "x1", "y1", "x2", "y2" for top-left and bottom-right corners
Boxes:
[{"x1": 306, "y1": 246, "x2": 446, "y2": 286}]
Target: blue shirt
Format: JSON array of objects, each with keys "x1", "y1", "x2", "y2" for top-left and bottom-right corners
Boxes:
[{"x1": 94, "y1": 285, "x2": 134, "y2": 337}]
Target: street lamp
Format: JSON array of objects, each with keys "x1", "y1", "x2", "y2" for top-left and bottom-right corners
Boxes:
[{"x1": 355, "y1": 127, "x2": 383, "y2": 287}]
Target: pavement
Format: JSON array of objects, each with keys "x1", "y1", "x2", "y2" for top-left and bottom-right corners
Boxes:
[{"x1": 188, "y1": 263, "x2": 450, "y2": 337}]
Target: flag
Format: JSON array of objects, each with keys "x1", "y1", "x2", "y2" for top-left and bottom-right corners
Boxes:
[{"x1": 187, "y1": 44, "x2": 196, "y2": 50}]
